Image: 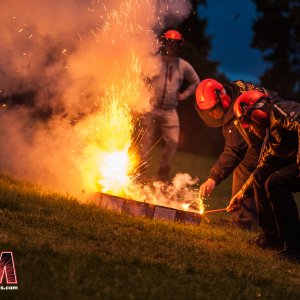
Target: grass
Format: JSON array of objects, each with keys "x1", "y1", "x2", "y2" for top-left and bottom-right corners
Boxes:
[{"x1": 0, "y1": 150, "x2": 300, "y2": 300}]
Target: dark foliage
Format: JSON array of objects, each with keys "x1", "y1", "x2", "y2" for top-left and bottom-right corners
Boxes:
[
  {"x1": 177, "y1": 0, "x2": 226, "y2": 155},
  {"x1": 251, "y1": 0, "x2": 300, "y2": 101}
]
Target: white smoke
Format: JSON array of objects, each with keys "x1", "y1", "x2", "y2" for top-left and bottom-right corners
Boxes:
[
  {"x1": 121, "y1": 173, "x2": 204, "y2": 212},
  {"x1": 152, "y1": 173, "x2": 199, "y2": 207},
  {"x1": 0, "y1": 0, "x2": 192, "y2": 197}
]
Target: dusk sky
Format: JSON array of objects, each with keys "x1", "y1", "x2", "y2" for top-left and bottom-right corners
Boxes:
[{"x1": 199, "y1": 0, "x2": 268, "y2": 83}]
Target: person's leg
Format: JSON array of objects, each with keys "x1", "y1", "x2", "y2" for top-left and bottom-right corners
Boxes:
[
  {"x1": 253, "y1": 165, "x2": 279, "y2": 233},
  {"x1": 140, "y1": 111, "x2": 160, "y2": 164},
  {"x1": 231, "y1": 146, "x2": 260, "y2": 229},
  {"x1": 252, "y1": 164, "x2": 285, "y2": 248},
  {"x1": 232, "y1": 164, "x2": 257, "y2": 230},
  {"x1": 159, "y1": 109, "x2": 180, "y2": 181},
  {"x1": 266, "y1": 164, "x2": 300, "y2": 251}
]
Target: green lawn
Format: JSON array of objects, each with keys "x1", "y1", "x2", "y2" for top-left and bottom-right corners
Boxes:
[{"x1": 0, "y1": 150, "x2": 300, "y2": 300}]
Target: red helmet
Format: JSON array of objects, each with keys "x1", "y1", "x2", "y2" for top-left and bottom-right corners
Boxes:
[
  {"x1": 160, "y1": 30, "x2": 183, "y2": 57},
  {"x1": 195, "y1": 79, "x2": 231, "y2": 111},
  {"x1": 164, "y1": 30, "x2": 183, "y2": 41},
  {"x1": 234, "y1": 90, "x2": 269, "y2": 125}
]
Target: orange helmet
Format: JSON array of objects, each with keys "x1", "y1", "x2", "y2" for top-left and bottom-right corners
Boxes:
[
  {"x1": 160, "y1": 29, "x2": 183, "y2": 57},
  {"x1": 234, "y1": 90, "x2": 269, "y2": 125},
  {"x1": 163, "y1": 29, "x2": 183, "y2": 41},
  {"x1": 196, "y1": 79, "x2": 231, "y2": 111},
  {"x1": 195, "y1": 79, "x2": 231, "y2": 127}
]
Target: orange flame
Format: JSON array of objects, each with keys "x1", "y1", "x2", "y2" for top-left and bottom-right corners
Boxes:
[{"x1": 80, "y1": 54, "x2": 142, "y2": 198}]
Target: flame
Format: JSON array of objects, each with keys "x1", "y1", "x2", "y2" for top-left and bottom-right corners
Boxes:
[
  {"x1": 97, "y1": 148, "x2": 137, "y2": 195},
  {"x1": 181, "y1": 203, "x2": 190, "y2": 211},
  {"x1": 181, "y1": 197, "x2": 206, "y2": 214},
  {"x1": 74, "y1": 1, "x2": 201, "y2": 210},
  {"x1": 79, "y1": 53, "x2": 143, "y2": 198},
  {"x1": 91, "y1": 98, "x2": 140, "y2": 197}
]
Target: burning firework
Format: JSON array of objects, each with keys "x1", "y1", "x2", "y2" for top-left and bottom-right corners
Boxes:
[{"x1": 78, "y1": 82, "x2": 205, "y2": 213}]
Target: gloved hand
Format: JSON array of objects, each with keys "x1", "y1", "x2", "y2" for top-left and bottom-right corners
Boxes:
[
  {"x1": 226, "y1": 191, "x2": 243, "y2": 212},
  {"x1": 199, "y1": 178, "x2": 216, "y2": 198}
]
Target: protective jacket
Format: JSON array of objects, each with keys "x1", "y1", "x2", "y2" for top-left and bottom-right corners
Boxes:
[
  {"x1": 234, "y1": 99, "x2": 300, "y2": 196},
  {"x1": 208, "y1": 80, "x2": 274, "y2": 184},
  {"x1": 258, "y1": 99, "x2": 300, "y2": 169},
  {"x1": 151, "y1": 57, "x2": 200, "y2": 110}
]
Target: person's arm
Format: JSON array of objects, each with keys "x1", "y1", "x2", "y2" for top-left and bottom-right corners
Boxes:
[
  {"x1": 199, "y1": 122, "x2": 248, "y2": 197},
  {"x1": 177, "y1": 60, "x2": 200, "y2": 101},
  {"x1": 227, "y1": 173, "x2": 254, "y2": 212},
  {"x1": 209, "y1": 122, "x2": 248, "y2": 184},
  {"x1": 273, "y1": 102, "x2": 300, "y2": 172}
]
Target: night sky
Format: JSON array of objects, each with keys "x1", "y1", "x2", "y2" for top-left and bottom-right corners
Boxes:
[{"x1": 199, "y1": 0, "x2": 267, "y2": 83}]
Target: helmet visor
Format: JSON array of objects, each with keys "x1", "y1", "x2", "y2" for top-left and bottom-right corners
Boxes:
[{"x1": 195, "y1": 103, "x2": 225, "y2": 127}]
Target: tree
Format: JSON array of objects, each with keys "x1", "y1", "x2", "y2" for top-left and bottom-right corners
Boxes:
[{"x1": 251, "y1": 0, "x2": 300, "y2": 100}]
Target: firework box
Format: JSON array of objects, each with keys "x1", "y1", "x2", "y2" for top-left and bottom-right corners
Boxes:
[
  {"x1": 97, "y1": 193, "x2": 124, "y2": 213},
  {"x1": 93, "y1": 193, "x2": 201, "y2": 225},
  {"x1": 153, "y1": 205, "x2": 177, "y2": 221},
  {"x1": 123, "y1": 199, "x2": 153, "y2": 217},
  {"x1": 175, "y1": 210, "x2": 201, "y2": 225}
]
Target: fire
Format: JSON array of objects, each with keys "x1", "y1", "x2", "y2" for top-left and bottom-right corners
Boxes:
[
  {"x1": 182, "y1": 203, "x2": 190, "y2": 211},
  {"x1": 181, "y1": 199, "x2": 206, "y2": 214},
  {"x1": 73, "y1": 1, "x2": 203, "y2": 212},
  {"x1": 97, "y1": 148, "x2": 136, "y2": 195},
  {"x1": 78, "y1": 53, "x2": 144, "y2": 198},
  {"x1": 77, "y1": 53, "x2": 206, "y2": 213},
  {"x1": 90, "y1": 96, "x2": 140, "y2": 197}
]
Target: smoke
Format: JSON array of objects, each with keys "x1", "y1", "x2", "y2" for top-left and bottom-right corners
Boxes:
[
  {"x1": 121, "y1": 173, "x2": 205, "y2": 212},
  {"x1": 0, "y1": 0, "x2": 192, "y2": 197},
  {"x1": 150, "y1": 173, "x2": 200, "y2": 208}
]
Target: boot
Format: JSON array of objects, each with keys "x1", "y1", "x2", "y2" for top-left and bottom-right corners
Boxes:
[
  {"x1": 252, "y1": 231, "x2": 283, "y2": 250},
  {"x1": 277, "y1": 243, "x2": 300, "y2": 263},
  {"x1": 157, "y1": 166, "x2": 170, "y2": 183}
]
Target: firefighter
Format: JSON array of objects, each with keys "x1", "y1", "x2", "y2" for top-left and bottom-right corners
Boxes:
[
  {"x1": 227, "y1": 90, "x2": 300, "y2": 260},
  {"x1": 140, "y1": 29, "x2": 200, "y2": 182},
  {"x1": 195, "y1": 79, "x2": 277, "y2": 230}
]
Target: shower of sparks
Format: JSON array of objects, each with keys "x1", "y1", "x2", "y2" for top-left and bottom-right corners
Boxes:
[{"x1": 76, "y1": 0, "x2": 202, "y2": 211}]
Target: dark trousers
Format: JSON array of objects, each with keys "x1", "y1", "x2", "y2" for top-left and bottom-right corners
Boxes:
[
  {"x1": 253, "y1": 162, "x2": 300, "y2": 247},
  {"x1": 231, "y1": 146, "x2": 260, "y2": 227}
]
